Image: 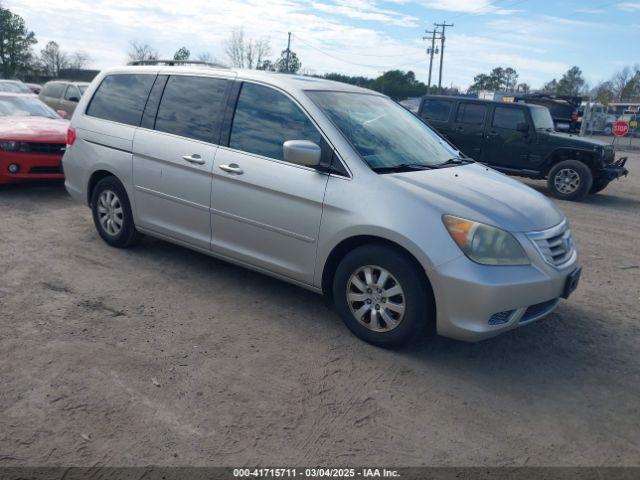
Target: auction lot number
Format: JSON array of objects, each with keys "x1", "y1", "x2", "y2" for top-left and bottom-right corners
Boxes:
[{"x1": 234, "y1": 468, "x2": 400, "y2": 478}]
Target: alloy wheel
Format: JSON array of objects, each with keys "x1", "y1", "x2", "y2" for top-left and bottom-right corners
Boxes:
[
  {"x1": 346, "y1": 265, "x2": 406, "y2": 332},
  {"x1": 97, "y1": 190, "x2": 124, "y2": 236},
  {"x1": 554, "y1": 168, "x2": 581, "y2": 195}
]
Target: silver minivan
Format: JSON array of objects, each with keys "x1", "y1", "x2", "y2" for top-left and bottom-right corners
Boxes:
[{"x1": 62, "y1": 65, "x2": 581, "y2": 346}]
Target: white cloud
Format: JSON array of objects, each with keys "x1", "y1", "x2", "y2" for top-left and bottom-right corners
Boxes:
[
  {"x1": 576, "y1": 8, "x2": 605, "y2": 14},
  {"x1": 311, "y1": 0, "x2": 419, "y2": 26},
  {"x1": 618, "y1": 2, "x2": 640, "y2": 11},
  {"x1": 416, "y1": 0, "x2": 518, "y2": 15}
]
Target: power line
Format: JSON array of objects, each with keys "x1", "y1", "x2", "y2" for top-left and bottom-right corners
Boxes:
[
  {"x1": 291, "y1": 34, "x2": 426, "y2": 70},
  {"x1": 289, "y1": 34, "x2": 423, "y2": 59}
]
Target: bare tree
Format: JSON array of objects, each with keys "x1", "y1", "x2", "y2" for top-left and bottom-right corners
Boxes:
[
  {"x1": 127, "y1": 41, "x2": 158, "y2": 63},
  {"x1": 197, "y1": 52, "x2": 214, "y2": 63},
  {"x1": 40, "y1": 41, "x2": 68, "y2": 77},
  {"x1": 612, "y1": 67, "x2": 633, "y2": 101},
  {"x1": 224, "y1": 28, "x2": 246, "y2": 68},
  {"x1": 224, "y1": 29, "x2": 272, "y2": 69},
  {"x1": 68, "y1": 51, "x2": 90, "y2": 70},
  {"x1": 196, "y1": 52, "x2": 226, "y2": 67},
  {"x1": 246, "y1": 38, "x2": 271, "y2": 69}
]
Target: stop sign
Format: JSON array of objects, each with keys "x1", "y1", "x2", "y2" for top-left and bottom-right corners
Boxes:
[{"x1": 612, "y1": 121, "x2": 629, "y2": 136}]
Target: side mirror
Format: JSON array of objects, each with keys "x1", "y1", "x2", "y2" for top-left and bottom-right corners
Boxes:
[
  {"x1": 68, "y1": 96, "x2": 80, "y2": 103},
  {"x1": 516, "y1": 122, "x2": 529, "y2": 133},
  {"x1": 56, "y1": 110, "x2": 68, "y2": 119},
  {"x1": 283, "y1": 140, "x2": 321, "y2": 167}
]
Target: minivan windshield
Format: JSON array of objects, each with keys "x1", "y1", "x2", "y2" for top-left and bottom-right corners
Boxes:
[
  {"x1": 307, "y1": 91, "x2": 460, "y2": 171},
  {"x1": 530, "y1": 106, "x2": 555, "y2": 131}
]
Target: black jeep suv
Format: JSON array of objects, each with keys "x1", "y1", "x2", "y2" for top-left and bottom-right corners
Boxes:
[{"x1": 418, "y1": 95, "x2": 629, "y2": 201}]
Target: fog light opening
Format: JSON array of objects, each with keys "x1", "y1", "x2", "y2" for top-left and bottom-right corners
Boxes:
[
  {"x1": 8, "y1": 164, "x2": 20, "y2": 173},
  {"x1": 488, "y1": 310, "x2": 515, "y2": 326}
]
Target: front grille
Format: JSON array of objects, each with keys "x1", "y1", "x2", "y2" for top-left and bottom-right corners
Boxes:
[
  {"x1": 27, "y1": 143, "x2": 66, "y2": 154},
  {"x1": 520, "y1": 299, "x2": 559, "y2": 323},
  {"x1": 14, "y1": 143, "x2": 66, "y2": 155},
  {"x1": 29, "y1": 166, "x2": 63, "y2": 174},
  {"x1": 527, "y1": 221, "x2": 575, "y2": 268}
]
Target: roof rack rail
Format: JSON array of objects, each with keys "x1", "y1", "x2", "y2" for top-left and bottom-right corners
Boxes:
[{"x1": 127, "y1": 60, "x2": 228, "y2": 68}]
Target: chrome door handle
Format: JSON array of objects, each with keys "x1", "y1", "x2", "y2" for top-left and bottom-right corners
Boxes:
[
  {"x1": 182, "y1": 154, "x2": 205, "y2": 165},
  {"x1": 218, "y1": 163, "x2": 243, "y2": 174}
]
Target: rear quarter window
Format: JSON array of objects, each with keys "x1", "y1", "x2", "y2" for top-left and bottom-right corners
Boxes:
[
  {"x1": 419, "y1": 99, "x2": 453, "y2": 122},
  {"x1": 86, "y1": 74, "x2": 155, "y2": 126}
]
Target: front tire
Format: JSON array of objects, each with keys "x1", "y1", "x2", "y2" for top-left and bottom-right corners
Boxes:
[
  {"x1": 547, "y1": 160, "x2": 593, "y2": 201},
  {"x1": 332, "y1": 244, "x2": 434, "y2": 347},
  {"x1": 91, "y1": 176, "x2": 141, "y2": 248}
]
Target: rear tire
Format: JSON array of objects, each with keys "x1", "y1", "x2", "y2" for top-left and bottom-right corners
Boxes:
[
  {"x1": 547, "y1": 160, "x2": 593, "y2": 201},
  {"x1": 332, "y1": 244, "x2": 434, "y2": 347},
  {"x1": 91, "y1": 176, "x2": 142, "y2": 248}
]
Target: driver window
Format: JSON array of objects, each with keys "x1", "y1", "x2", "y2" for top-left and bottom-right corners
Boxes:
[{"x1": 229, "y1": 82, "x2": 321, "y2": 163}]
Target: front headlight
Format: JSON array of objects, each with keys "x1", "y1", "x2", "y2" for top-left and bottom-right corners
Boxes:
[{"x1": 443, "y1": 215, "x2": 530, "y2": 266}]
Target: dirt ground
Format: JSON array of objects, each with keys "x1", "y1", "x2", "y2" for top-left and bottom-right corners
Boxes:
[{"x1": 1, "y1": 153, "x2": 639, "y2": 467}]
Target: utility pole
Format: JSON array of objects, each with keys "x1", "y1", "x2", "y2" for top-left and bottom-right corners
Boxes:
[
  {"x1": 423, "y1": 29, "x2": 439, "y2": 94},
  {"x1": 434, "y1": 21, "x2": 454, "y2": 91},
  {"x1": 285, "y1": 32, "x2": 292, "y2": 73}
]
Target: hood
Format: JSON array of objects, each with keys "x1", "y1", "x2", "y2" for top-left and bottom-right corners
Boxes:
[
  {"x1": 0, "y1": 116, "x2": 69, "y2": 142},
  {"x1": 544, "y1": 130, "x2": 609, "y2": 148},
  {"x1": 387, "y1": 163, "x2": 564, "y2": 232}
]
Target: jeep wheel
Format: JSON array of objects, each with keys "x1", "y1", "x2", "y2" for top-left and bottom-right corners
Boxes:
[{"x1": 547, "y1": 160, "x2": 593, "y2": 201}]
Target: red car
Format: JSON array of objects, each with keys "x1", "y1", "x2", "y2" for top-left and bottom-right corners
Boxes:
[{"x1": 0, "y1": 93, "x2": 68, "y2": 185}]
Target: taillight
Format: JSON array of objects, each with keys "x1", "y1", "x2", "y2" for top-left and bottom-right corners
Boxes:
[{"x1": 66, "y1": 127, "x2": 77, "y2": 147}]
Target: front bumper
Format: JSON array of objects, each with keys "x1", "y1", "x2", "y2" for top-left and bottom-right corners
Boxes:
[
  {"x1": 598, "y1": 157, "x2": 629, "y2": 182},
  {"x1": 429, "y1": 241, "x2": 580, "y2": 342},
  {"x1": 0, "y1": 152, "x2": 64, "y2": 184}
]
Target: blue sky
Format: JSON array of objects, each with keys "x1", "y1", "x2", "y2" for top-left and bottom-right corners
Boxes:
[{"x1": 6, "y1": 0, "x2": 640, "y2": 89}]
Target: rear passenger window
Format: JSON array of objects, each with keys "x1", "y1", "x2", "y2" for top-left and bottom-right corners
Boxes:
[
  {"x1": 43, "y1": 82, "x2": 64, "y2": 98},
  {"x1": 456, "y1": 103, "x2": 486, "y2": 124},
  {"x1": 493, "y1": 107, "x2": 526, "y2": 130},
  {"x1": 420, "y1": 99, "x2": 452, "y2": 122},
  {"x1": 86, "y1": 74, "x2": 155, "y2": 126},
  {"x1": 229, "y1": 83, "x2": 321, "y2": 162},
  {"x1": 154, "y1": 75, "x2": 229, "y2": 143}
]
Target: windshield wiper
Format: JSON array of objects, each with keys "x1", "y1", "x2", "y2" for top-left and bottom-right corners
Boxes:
[
  {"x1": 371, "y1": 163, "x2": 435, "y2": 174},
  {"x1": 435, "y1": 157, "x2": 474, "y2": 168}
]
